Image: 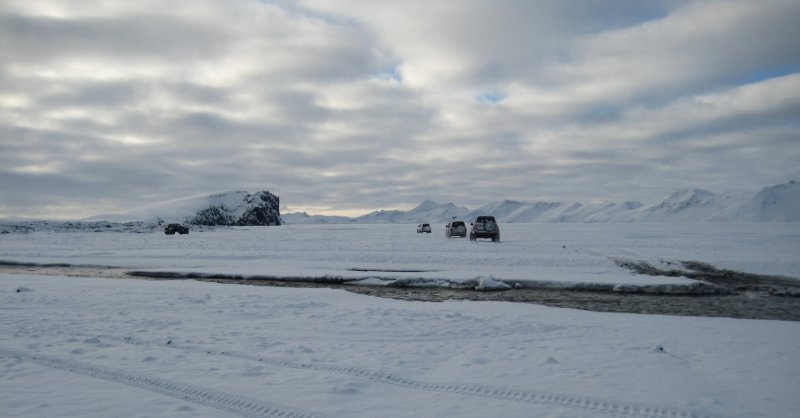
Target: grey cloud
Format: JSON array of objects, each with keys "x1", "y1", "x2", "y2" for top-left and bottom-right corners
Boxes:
[
  {"x1": 652, "y1": 102, "x2": 800, "y2": 147},
  {"x1": 1, "y1": 0, "x2": 798, "y2": 219},
  {"x1": 564, "y1": 1, "x2": 800, "y2": 106},
  {"x1": 0, "y1": 171, "x2": 102, "y2": 211},
  {"x1": 0, "y1": 13, "x2": 232, "y2": 64},
  {"x1": 40, "y1": 81, "x2": 145, "y2": 109}
]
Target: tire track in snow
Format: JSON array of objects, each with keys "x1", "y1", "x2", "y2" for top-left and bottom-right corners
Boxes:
[
  {"x1": 0, "y1": 347, "x2": 323, "y2": 418},
  {"x1": 109, "y1": 334, "x2": 711, "y2": 418}
]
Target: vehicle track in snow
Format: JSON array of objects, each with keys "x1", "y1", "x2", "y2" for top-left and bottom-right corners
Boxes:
[
  {"x1": 4, "y1": 321, "x2": 716, "y2": 418},
  {"x1": 0, "y1": 347, "x2": 323, "y2": 418},
  {"x1": 96, "y1": 333, "x2": 712, "y2": 418}
]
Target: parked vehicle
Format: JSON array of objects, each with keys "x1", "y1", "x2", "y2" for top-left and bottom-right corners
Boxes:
[
  {"x1": 416, "y1": 223, "x2": 432, "y2": 233},
  {"x1": 164, "y1": 223, "x2": 189, "y2": 235},
  {"x1": 445, "y1": 221, "x2": 467, "y2": 238},
  {"x1": 470, "y1": 216, "x2": 499, "y2": 242}
]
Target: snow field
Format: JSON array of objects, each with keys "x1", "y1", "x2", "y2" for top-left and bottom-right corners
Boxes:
[
  {"x1": 1, "y1": 223, "x2": 798, "y2": 287},
  {"x1": 2, "y1": 273, "x2": 799, "y2": 417}
]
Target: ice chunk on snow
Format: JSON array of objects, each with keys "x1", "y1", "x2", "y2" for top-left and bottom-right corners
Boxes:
[{"x1": 475, "y1": 275, "x2": 510, "y2": 290}]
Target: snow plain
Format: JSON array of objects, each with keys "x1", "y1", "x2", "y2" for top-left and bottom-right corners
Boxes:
[
  {"x1": 1, "y1": 222, "x2": 799, "y2": 417},
  {"x1": 2, "y1": 223, "x2": 799, "y2": 288}
]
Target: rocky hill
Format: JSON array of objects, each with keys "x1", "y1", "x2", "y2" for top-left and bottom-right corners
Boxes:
[{"x1": 86, "y1": 190, "x2": 281, "y2": 226}]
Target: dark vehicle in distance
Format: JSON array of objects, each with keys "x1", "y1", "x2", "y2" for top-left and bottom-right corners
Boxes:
[
  {"x1": 164, "y1": 223, "x2": 189, "y2": 235},
  {"x1": 445, "y1": 221, "x2": 467, "y2": 238},
  {"x1": 470, "y1": 216, "x2": 499, "y2": 242}
]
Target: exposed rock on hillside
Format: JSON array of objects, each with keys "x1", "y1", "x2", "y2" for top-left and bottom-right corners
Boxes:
[
  {"x1": 188, "y1": 191, "x2": 281, "y2": 226},
  {"x1": 84, "y1": 190, "x2": 281, "y2": 226}
]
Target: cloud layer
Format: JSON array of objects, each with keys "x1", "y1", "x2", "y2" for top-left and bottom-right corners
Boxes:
[{"x1": 2, "y1": 0, "x2": 799, "y2": 218}]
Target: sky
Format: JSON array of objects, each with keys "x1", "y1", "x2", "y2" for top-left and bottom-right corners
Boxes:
[{"x1": 1, "y1": 0, "x2": 799, "y2": 219}]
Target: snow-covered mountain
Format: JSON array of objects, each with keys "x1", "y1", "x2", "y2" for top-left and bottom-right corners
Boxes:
[
  {"x1": 86, "y1": 190, "x2": 281, "y2": 226},
  {"x1": 73, "y1": 181, "x2": 798, "y2": 227},
  {"x1": 405, "y1": 200, "x2": 472, "y2": 222},
  {"x1": 460, "y1": 200, "x2": 646, "y2": 223},
  {"x1": 280, "y1": 212, "x2": 352, "y2": 224},
  {"x1": 467, "y1": 200, "x2": 530, "y2": 221},
  {"x1": 344, "y1": 181, "x2": 799, "y2": 224},
  {"x1": 618, "y1": 189, "x2": 742, "y2": 222},
  {"x1": 710, "y1": 181, "x2": 800, "y2": 221},
  {"x1": 352, "y1": 200, "x2": 471, "y2": 223},
  {"x1": 349, "y1": 209, "x2": 407, "y2": 224}
]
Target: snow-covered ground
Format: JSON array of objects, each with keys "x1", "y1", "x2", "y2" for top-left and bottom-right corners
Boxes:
[
  {"x1": 1, "y1": 223, "x2": 798, "y2": 289},
  {"x1": 2, "y1": 273, "x2": 799, "y2": 418},
  {"x1": 1, "y1": 223, "x2": 799, "y2": 417}
]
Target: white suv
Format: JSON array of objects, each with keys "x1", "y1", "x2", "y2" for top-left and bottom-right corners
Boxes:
[
  {"x1": 416, "y1": 223, "x2": 432, "y2": 233},
  {"x1": 445, "y1": 221, "x2": 467, "y2": 238}
]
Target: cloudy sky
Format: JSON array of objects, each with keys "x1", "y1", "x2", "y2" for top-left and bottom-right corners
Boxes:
[{"x1": 1, "y1": 0, "x2": 799, "y2": 219}]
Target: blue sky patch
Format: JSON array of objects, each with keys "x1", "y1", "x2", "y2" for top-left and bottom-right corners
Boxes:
[{"x1": 475, "y1": 92, "x2": 506, "y2": 104}]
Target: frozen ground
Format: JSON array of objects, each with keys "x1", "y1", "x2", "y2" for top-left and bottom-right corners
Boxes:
[
  {"x1": 1, "y1": 223, "x2": 798, "y2": 290},
  {"x1": 1, "y1": 223, "x2": 799, "y2": 417},
  {"x1": 2, "y1": 273, "x2": 799, "y2": 418}
]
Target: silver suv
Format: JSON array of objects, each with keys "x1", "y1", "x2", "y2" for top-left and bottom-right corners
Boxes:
[
  {"x1": 416, "y1": 223, "x2": 432, "y2": 233},
  {"x1": 469, "y1": 216, "x2": 499, "y2": 242},
  {"x1": 445, "y1": 221, "x2": 467, "y2": 238}
]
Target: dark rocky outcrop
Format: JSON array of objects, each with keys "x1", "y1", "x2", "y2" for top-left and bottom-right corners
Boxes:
[
  {"x1": 188, "y1": 191, "x2": 281, "y2": 226},
  {"x1": 237, "y1": 192, "x2": 281, "y2": 226},
  {"x1": 192, "y1": 207, "x2": 235, "y2": 226}
]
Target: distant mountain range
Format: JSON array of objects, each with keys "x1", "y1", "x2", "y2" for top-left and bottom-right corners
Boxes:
[
  {"x1": 283, "y1": 181, "x2": 799, "y2": 224},
  {"x1": 4, "y1": 182, "x2": 792, "y2": 234}
]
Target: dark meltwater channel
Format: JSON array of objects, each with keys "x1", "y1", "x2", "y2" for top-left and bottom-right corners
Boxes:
[{"x1": 3, "y1": 262, "x2": 799, "y2": 321}]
